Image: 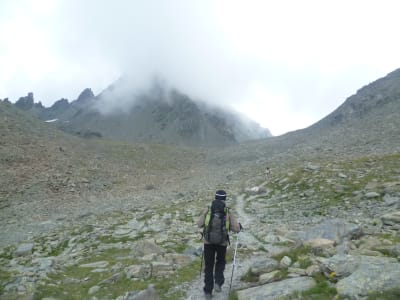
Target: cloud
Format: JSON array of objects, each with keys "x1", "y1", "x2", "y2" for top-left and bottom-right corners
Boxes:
[{"x1": 1, "y1": 0, "x2": 400, "y2": 135}]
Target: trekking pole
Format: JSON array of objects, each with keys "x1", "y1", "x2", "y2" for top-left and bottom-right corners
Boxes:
[
  {"x1": 229, "y1": 229, "x2": 241, "y2": 294},
  {"x1": 199, "y1": 247, "x2": 204, "y2": 276}
]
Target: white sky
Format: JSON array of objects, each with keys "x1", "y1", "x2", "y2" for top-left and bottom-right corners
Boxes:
[{"x1": 1, "y1": 0, "x2": 399, "y2": 135}]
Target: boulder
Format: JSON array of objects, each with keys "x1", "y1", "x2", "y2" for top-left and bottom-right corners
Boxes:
[
  {"x1": 131, "y1": 240, "x2": 164, "y2": 257},
  {"x1": 319, "y1": 255, "x2": 360, "y2": 279},
  {"x1": 118, "y1": 284, "x2": 159, "y2": 300},
  {"x1": 297, "y1": 218, "x2": 362, "y2": 243},
  {"x1": 80, "y1": 261, "x2": 109, "y2": 268},
  {"x1": 14, "y1": 243, "x2": 34, "y2": 257},
  {"x1": 249, "y1": 258, "x2": 279, "y2": 275},
  {"x1": 381, "y1": 210, "x2": 400, "y2": 225},
  {"x1": 237, "y1": 277, "x2": 316, "y2": 300},
  {"x1": 124, "y1": 264, "x2": 151, "y2": 279},
  {"x1": 365, "y1": 192, "x2": 380, "y2": 199},
  {"x1": 337, "y1": 260, "x2": 400, "y2": 299}
]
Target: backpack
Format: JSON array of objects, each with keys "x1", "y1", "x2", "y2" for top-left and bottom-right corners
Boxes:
[{"x1": 203, "y1": 200, "x2": 230, "y2": 245}]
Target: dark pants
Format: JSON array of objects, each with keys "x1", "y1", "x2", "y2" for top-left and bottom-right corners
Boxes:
[{"x1": 203, "y1": 243, "x2": 227, "y2": 294}]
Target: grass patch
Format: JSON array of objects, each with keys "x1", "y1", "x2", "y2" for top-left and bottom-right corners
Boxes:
[
  {"x1": 48, "y1": 239, "x2": 70, "y2": 256},
  {"x1": 0, "y1": 246, "x2": 15, "y2": 260},
  {"x1": 229, "y1": 291, "x2": 238, "y2": 300},
  {"x1": 272, "y1": 245, "x2": 312, "y2": 265},
  {"x1": 378, "y1": 233, "x2": 400, "y2": 244},
  {"x1": 240, "y1": 269, "x2": 259, "y2": 283},
  {"x1": 97, "y1": 233, "x2": 144, "y2": 244},
  {"x1": 368, "y1": 288, "x2": 400, "y2": 300},
  {"x1": 0, "y1": 268, "x2": 13, "y2": 295}
]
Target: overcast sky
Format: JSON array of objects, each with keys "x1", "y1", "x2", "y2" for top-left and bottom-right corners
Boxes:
[{"x1": 1, "y1": 0, "x2": 399, "y2": 135}]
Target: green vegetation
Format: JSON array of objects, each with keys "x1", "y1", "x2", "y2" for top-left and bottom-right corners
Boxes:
[
  {"x1": 48, "y1": 239, "x2": 70, "y2": 256},
  {"x1": 272, "y1": 245, "x2": 312, "y2": 266},
  {"x1": 97, "y1": 233, "x2": 145, "y2": 244},
  {"x1": 0, "y1": 269, "x2": 12, "y2": 295},
  {"x1": 0, "y1": 246, "x2": 14, "y2": 260},
  {"x1": 240, "y1": 269, "x2": 259, "y2": 283},
  {"x1": 229, "y1": 291, "x2": 239, "y2": 300},
  {"x1": 368, "y1": 288, "x2": 400, "y2": 300}
]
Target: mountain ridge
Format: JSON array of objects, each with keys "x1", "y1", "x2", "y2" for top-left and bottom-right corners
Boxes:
[{"x1": 13, "y1": 83, "x2": 271, "y2": 146}]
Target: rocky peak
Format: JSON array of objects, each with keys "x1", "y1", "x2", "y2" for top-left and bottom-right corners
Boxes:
[
  {"x1": 50, "y1": 98, "x2": 70, "y2": 110},
  {"x1": 76, "y1": 88, "x2": 95, "y2": 103},
  {"x1": 15, "y1": 93, "x2": 34, "y2": 110}
]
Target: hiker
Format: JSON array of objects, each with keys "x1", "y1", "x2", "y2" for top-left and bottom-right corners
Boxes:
[
  {"x1": 265, "y1": 167, "x2": 271, "y2": 181},
  {"x1": 197, "y1": 190, "x2": 241, "y2": 298}
]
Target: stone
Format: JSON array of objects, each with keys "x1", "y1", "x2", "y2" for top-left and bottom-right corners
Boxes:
[
  {"x1": 337, "y1": 260, "x2": 400, "y2": 299},
  {"x1": 131, "y1": 240, "x2": 164, "y2": 257},
  {"x1": 319, "y1": 254, "x2": 360, "y2": 279},
  {"x1": 381, "y1": 210, "x2": 400, "y2": 225},
  {"x1": 151, "y1": 261, "x2": 174, "y2": 277},
  {"x1": 249, "y1": 258, "x2": 279, "y2": 275},
  {"x1": 15, "y1": 243, "x2": 34, "y2": 257},
  {"x1": 237, "y1": 277, "x2": 316, "y2": 300},
  {"x1": 280, "y1": 256, "x2": 292, "y2": 268},
  {"x1": 298, "y1": 218, "x2": 362, "y2": 243},
  {"x1": 80, "y1": 261, "x2": 109, "y2": 268},
  {"x1": 259, "y1": 270, "x2": 281, "y2": 284},
  {"x1": 306, "y1": 238, "x2": 335, "y2": 248},
  {"x1": 124, "y1": 264, "x2": 151, "y2": 279},
  {"x1": 384, "y1": 194, "x2": 399, "y2": 206},
  {"x1": 120, "y1": 284, "x2": 159, "y2": 300},
  {"x1": 306, "y1": 265, "x2": 320, "y2": 276},
  {"x1": 365, "y1": 192, "x2": 380, "y2": 198},
  {"x1": 88, "y1": 285, "x2": 100, "y2": 295}
]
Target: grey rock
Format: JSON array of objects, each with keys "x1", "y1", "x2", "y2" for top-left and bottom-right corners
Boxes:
[
  {"x1": 237, "y1": 277, "x2": 316, "y2": 300},
  {"x1": 298, "y1": 218, "x2": 362, "y2": 243},
  {"x1": 120, "y1": 284, "x2": 159, "y2": 300},
  {"x1": 150, "y1": 261, "x2": 174, "y2": 277},
  {"x1": 259, "y1": 270, "x2": 281, "y2": 284},
  {"x1": 381, "y1": 210, "x2": 400, "y2": 225},
  {"x1": 383, "y1": 194, "x2": 399, "y2": 206},
  {"x1": 88, "y1": 285, "x2": 100, "y2": 295},
  {"x1": 365, "y1": 192, "x2": 380, "y2": 199},
  {"x1": 249, "y1": 258, "x2": 279, "y2": 275},
  {"x1": 337, "y1": 260, "x2": 400, "y2": 299},
  {"x1": 124, "y1": 264, "x2": 151, "y2": 279},
  {"x1": 131, "y1": 240, "x2": 164, "y2": 257},
  {"x1": 280, "y1": 256, "x2": 292, "y2": 268},
  {"x1": 15, "y1": 243, "x2": 34, "y2": 257},
  {"x1": 319, "y1": 254, "x2": 360, "y2": 279},
  {"x1": 80, "y1": 261, "x2": 109, "y2": 268}
]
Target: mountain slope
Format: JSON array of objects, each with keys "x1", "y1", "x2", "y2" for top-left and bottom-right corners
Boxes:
[
  {"x1": 18, "y1": 83, "x2": 271, "y2": 146},
  {"x1": 311, "y1": 68, "x2": 400, "y2": 129}
]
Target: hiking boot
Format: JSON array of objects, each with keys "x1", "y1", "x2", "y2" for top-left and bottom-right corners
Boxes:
[{"x1": 214, "y1": 284, "x2": 222, "y2": 292}]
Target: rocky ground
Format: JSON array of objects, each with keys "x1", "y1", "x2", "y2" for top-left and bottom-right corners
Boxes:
[{"x1": 1, "y1": 147, "x2": 399, "y2": 299}]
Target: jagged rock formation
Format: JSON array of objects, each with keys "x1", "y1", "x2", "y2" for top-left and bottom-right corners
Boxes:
[{"x1": 17, "y1": 84, "x2": 271, "y2": 146}]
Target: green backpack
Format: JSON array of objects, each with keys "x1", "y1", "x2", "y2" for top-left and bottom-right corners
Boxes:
[{"x1": 203, "y1": 200, "x2": 230, "y2": 245}]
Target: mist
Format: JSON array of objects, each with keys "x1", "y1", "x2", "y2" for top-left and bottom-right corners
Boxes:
[{"x1": 1, "y1": 0, "x2": 400, "y2": 135}]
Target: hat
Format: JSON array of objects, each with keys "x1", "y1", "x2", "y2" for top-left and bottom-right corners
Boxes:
[{"x1": 215, "y1": 190, "x2": 227, "y2": 200}]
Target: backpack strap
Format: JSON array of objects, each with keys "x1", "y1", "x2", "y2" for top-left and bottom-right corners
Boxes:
[
  {"x1": 225, "y1": 207, "x2": 230, "y2": 231},
  {"x1": 204, "y1": 206, "x2": 211, "y2": 227}
]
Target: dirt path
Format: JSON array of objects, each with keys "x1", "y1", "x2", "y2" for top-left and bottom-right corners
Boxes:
[{"x1": 182, "y1": 193, "x2": 267, "y2": 299}]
